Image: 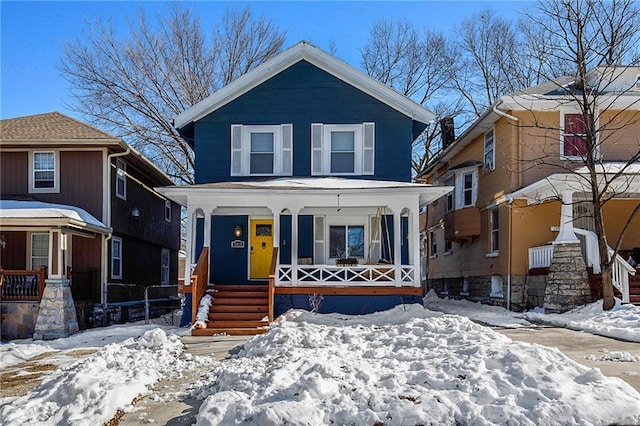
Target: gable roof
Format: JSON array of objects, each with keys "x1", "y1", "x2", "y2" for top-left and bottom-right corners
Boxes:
[
  {"x1": 174, "y1": 41, "x2": 435, "y2": 132},
  {"x1": 1, "y1": 111, "x2": 118, "y2": 141}
]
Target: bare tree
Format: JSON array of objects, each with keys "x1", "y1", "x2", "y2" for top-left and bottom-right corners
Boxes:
[
  {"x1": 517, "y1": 0, "x2": 640, "y2": 310},
  {"x1": 59, "y1": 6, "x2": 286, "y2": 184},
  {"x1": 360, "y1": 19, "x2": 459, "y2": 176}
]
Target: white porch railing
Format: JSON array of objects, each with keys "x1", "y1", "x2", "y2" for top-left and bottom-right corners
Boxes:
[
  {"x1": 528, "y1": 245, "x2": 554, "y2": 269},
  {"x1": 527, "y1": 229, "x2": 635, "y2": 303},
  {"x1": 277, "y1": 265, "x2": 416, "y2": 287}
]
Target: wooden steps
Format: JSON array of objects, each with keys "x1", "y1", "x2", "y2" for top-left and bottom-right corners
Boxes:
[
  {"x1": 194, "y1": 284, "x2": 270, "y2": 336},
  {"x1": 629, "y1": 274, "x2": 640, "y2": 305}
]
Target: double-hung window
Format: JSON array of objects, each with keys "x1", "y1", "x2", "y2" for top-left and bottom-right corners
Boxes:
[
  {"x1": 164, "y1": 200, "x2": 171, "y2": 222},
  {"x1": 160, "y1": 248, "x2": 170, "y2": 285},
  {"x1": 329, "y1": 225, "x2": 365, "y2": 259},
  {"x1": 484, "y1": 128, "x2": 495, "y2": 172},
  {"x1": 30, "y1": 151, "x2": 59, "y2": 193},
  {"x1": 230, "y1": 124, "x2": 293, "y2": 176},
  {"x1": 490, "y1": 208, "x2": 499, "y2": 253},
  {"x1": 445, "y1": 176, "x2": 454, "y2": 212},
  {"x1": 561, "y1": 112, "x2": 592, "y2": 158},
  {"x1": 429, "y1": 231, "x2": 437, "y2": 257},
  {"x1": 451, "y1": 167, "x2": 478, "y2": 210},
  {"x1": 111, "y1": 237, "x2": 123, "y2": 279},
  {"x1": 311, "y1": 122, "x2": 375, "y2": 176},
  {"x1": 30, "y1": 233, "x2": 49, "y2": 269},
  {"x1": 116, "y1": 159, "x2": 127, "y2": 199}
]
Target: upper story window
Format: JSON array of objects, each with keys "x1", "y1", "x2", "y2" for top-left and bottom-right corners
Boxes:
[
  {"x1": 111, "y1": 237, "x2": 123, "y2": 280},
  {"x1": 311, "y1": 122, "x2": 375, "y2": 176},
  {"x1": 164, "y1": 200, "x2": 171, "y2": 222},
  {"x1": 445, "y1": 177, "x2": 454, "y2": 212},
  {"x1": 442, "y1": 167, "x2": 478, "y2": 210},
  {"x1": 115, "y1": 159, "x2": 127, "y2": 200},
  {"x1": 230, "y1": 124, "x2": 293, "y2": 176},
  {"x1": 484, "y1": 128, "x2": 495, "y2": 172},
  {"x1": 561, "y1": 112, "x2": 593, "y2": 158},
  {"x1": 490, "y1": 208, "x2": 499, "y2": 253},
  {"x1": 29, "y1": 151, "x2": 59, "y2": 193},
  {"x1": 429, "y1": 231, "x2": 437, "y2": 257}
]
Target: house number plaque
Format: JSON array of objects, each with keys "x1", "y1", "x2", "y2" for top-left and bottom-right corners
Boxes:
[{"x1": 231, "y1": 240, "x2": 245, "y2": 249}]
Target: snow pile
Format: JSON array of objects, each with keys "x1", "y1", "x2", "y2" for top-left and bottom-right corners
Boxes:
[
  {"x1": 194, "y1": 305, "x2": 640, "y2": 425},
  {"x1": 194, "y1": 294, "x2": 213, "y2": 329},
  {"x1": 0, "y1": 329, "x2": 207, "y2": 426},
  {"x1": 586, "y1": 349, "x2": 640, "y2": 362}
]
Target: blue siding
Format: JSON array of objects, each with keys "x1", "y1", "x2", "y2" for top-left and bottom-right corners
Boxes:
[
  {"x1": 280, "y1": 215, "x2": 292, "y2": 264},
  {"x1": 210, "y1": 215, "x2": 249, "y2": 284},
  {"x1": 194, "y1": 217, "x2": 204, "y2": 261},
  {"x1": 275, "y1": 295, "x2": 423, "y2": 316},
  {"x1": 401, "y1": 216, "x2": 409, "y2": 265},
  {"x1": 194, "y1": 60, "x2": 415, "y2": 184},
  {"x1": 298, "y1": 215, "x2": 313, "y2": 258}
]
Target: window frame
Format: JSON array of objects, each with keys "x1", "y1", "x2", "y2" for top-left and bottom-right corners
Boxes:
[
  {"x1": 29, "y1": 151, "x2": 59, "y2": 193},
  {"x1": 445, "y1": 176, "x2": 455, "y2": 212},
  {"x1": 164, "y1": 200, "x2": 171, "y2": 223},
  {"x1": 560, "y1": 110, "x2": 596, "y2": 160},
  {"x1": 484, "y1": 128, "x2": 495, "y2": 172},
  {"x1": 160, "y1": 248, "x2": 170, "y2": 285},
  {"x1": 429, "y1": 231, "x2": 437, "y2": 258},
  {"x1": 489, "y1": 207, "x2": 499, "y2": 254},
  {"x1": 312, "y1": 122, "x2": 375, "y2": 176},
  {"x1": 115, "y1": 158, "x2": 127, "y2": 200},
  {"x1": 111, "y1": 237, "x2": 123, "y2": 280},
  {"x1": 324, "y1": 124, "x2": 362, "y2": 176},
  {"x1": 231, "y1": 124, "x2": 293, "y2": 177},
  {"x1": 329, "y1": 224, "x2": 366, "y2": 259},
  {"x1": 461, "y1": 171, "x2": 475, "y2": 208},
  {"x1": 29, "y1": 232, "x2": 50, "y2": 270}
]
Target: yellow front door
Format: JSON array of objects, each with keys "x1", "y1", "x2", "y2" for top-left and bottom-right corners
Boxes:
[{"x1": 250, "y1": 219, "x2": 274, "y2": 279}]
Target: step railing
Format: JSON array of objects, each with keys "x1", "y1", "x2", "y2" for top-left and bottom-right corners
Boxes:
[
  {"x1": 190, "y1": 247, "x2": 209, "y2": 324},
  {"x1": 277, "y1": 264, "x2": 415, "y2": 286},
  {"x1": 0, "y1": 267, "x2": 47, "y2": 301},
  {"x1": 268, "y1": 247, "x2": 279, "y2": 322}
]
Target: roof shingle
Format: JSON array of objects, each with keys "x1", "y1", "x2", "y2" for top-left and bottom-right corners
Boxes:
[{"x1": 0, "y1": 112, "x2": 118, "y2": 141}]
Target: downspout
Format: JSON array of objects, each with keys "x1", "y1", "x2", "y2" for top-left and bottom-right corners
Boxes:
[
  {"x1": 506, "y1": 194, "x2": 514, "y2": 311},
  {"x1": 101, "y1": 148, "x2": 130, "y2": 306}
]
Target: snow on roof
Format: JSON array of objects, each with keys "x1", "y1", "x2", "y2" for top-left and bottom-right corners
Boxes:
[
  {"x1": 189, "y1": 177, "x2": 435, "y2": 190},
  {"x1": 0, "y1": 200, "x2": 109, "y2": 233}
]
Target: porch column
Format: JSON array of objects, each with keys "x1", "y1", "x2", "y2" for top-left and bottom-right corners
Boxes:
[
  {"x1": 554, "y1": 190, "x2": 579, "y2": 244},
  {"x1": 393, "y1": 209, "x2": 402, "y2": 278},
  {"x1": 203, "y1": 208, "x2": 214, "y2": 248},
  {"x1": 291, "y1": 209, "x2": 299, "y2": 286},
  {"x1": 184, "y1": 206, "x2": 194, "y2": 279},
  {"x1": 411, "y1": 203, "x2": 421, "y2": 287}
]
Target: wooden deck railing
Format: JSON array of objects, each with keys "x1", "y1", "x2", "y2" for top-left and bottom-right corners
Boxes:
[
  {"x1": 190, "y1": 247, "x2": 209, "y2": 324},
  {"x1": 0, "y1": 267, "x2": 47, "y2": 301},
  {"x1": 268, "y1": 247, "x2": 279, "y2": 322}
]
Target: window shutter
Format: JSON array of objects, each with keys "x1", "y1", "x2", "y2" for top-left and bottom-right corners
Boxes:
[
  {"x1": 313, "y1": 215, "x2": 325, "y2": 264},
  {"x1": 281, "y1": 124, "x2": 293, "y2": 176},
  {"x1": 311, "y1": 123, "x2": 323, "y2": 175},
  {"x1": 472, "y1": 171, "x2": 478, "y2": 206},
  {"x1": 230, "y1": 125, "x2": 243, "y2": 176},
  {"x1": 363, "y1": 122, "x2": 375, "y2": 175},
  {"x1": 455, "y1": 174, "x2": 463, "y2": 209}
]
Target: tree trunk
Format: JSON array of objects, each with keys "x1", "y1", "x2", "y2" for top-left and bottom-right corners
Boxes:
[{"x1": 601, "y1": 263, "x2": 615, "y2": 310}]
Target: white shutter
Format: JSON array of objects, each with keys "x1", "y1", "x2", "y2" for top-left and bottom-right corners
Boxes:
[
  {"x1": 281, "y1": 124, "x2": 293, "y2": 176},
  {"x1": 472, "y1": 170, "x2": 478, "y2": 206},
  {"x1": 311, "y1": 123, "x2": 323, "y2": 175},
  {"x1": 313, "y1": 215, "x2": 325, "y2": 264},
  {"x1": 455, "y1": 173, "x2": 463, "y2": 209},
  {"x1": 230, "y1": 124, "x2": 243, "y2": 176},
  {"x1": 363, "y1": 122, "x2": 375, "y2": 175}
]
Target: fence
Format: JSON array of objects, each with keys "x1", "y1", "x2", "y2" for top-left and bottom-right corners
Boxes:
[{"x1": 93, "y1": 284, "x2": 181, "y2": 326}]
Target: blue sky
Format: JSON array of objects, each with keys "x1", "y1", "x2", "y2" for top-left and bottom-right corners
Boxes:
[{"x1": 1, "y1": 1, "x2": 529, "y2": 121}]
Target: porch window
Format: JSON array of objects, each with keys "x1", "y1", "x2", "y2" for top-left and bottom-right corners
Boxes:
[
  {"x1": 329, "y1": 225, "x2": 365, "y2": 259},
  {"x1": 484, "y1": 128, "x2": 495, "y2": 171},
  {"x1": 161, "y1": 248, "x2": 170, "y2": 285},
  {"x1": 30, "y1": 151, "x2": 59, "y2": 193},
  {"x1": 561, "y1": 113, "x2": 592, "y2": 158},
  {"x1": 462, "y1": 172, "x2": 474, "y2": 207},
  {"x1": 30, "y1": 233, "x2": 49, "y2": 269},
  {"x1": 116, "y1": 159, "x2": 127, "y2": 200},
  {"x1": 111, "y1": 237, "x2": 122, "y2": 279},
  {"x1": 490, "y1": 208, "x2": 499, "y2": 253},
  {"x1": 311, "y1": 123, "x2": 375, "y2": 176},
  {"x1": 230, "y1": 124, "x2": 293, "y2": 176}
]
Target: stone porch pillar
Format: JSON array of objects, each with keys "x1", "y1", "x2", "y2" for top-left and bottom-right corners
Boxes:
[
  {"x1": 544, "y1": 243, "x2": 592, "y2": 313},
  {"x1": 33, "y1": 278, "x2": 79, "y2": 340},
  {"x1": 554, "y1": 190, "x2": 579, "y2": 244}
]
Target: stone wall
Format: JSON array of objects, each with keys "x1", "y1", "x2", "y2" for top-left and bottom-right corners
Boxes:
[
  {"x1": 33, "y1": 279, "x2": 79, "y2": 340},
  {"x1": 426, "y1": 274, "x2": 529, "y2": 309},
  {"x1": 544, "y1": 243, "x2": 592, "y2": 313},
  {"x1": 1, "y1": 301, "x2": 39, "y2": 340},
  {"x1": 525, "y1": 275, "x2": 547, "y2": 309}
]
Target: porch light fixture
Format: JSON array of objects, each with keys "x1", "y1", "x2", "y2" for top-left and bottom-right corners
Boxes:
[
  {"x1": 130, "y1": 207, "x2": 140, "y2": 218},
  {"x1": 234, "y1": 224, "x2": 243, "y2": 238}
]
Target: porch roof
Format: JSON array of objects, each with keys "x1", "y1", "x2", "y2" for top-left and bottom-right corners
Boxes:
[
  {"x1": 158, "y1": 177, "x2": 453, "y2": 207},
  {"x1": 509, "y1": 162, "x2": 640, "y2": 205},
  {"x1": 0, "y1": 200, "x2": 111, "y2": 235}
]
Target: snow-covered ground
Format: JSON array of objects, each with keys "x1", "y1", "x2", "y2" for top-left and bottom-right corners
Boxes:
[{"x1": 1, "y1": 299, "x2": 639, "y2": 425}]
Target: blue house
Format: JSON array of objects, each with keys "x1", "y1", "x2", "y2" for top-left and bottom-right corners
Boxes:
[{"x1": 159, "y1": 41, "x2": 450, "y2": 334}]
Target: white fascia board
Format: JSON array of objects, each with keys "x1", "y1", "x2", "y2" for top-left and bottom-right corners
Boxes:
[
  {"x1": 174, "y1": 41, "x2": 434, "y2": 129},
  {"x1": 502, "y1": 94, "x2": 640, "y2": 111},
  {"x1": 0, "y1": 217, "x2": 111, "y2": 235}
]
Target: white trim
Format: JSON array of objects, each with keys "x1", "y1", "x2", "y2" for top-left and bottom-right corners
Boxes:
[
  {"x1": 483, "y1": 127, "x2": 495, "y2": 172},
  {"x1": 174, "y1": 41, "x2": 435, "y2": 130},
  {"x1": 311, "y1": 123, "x2": 373, "y2": 176},
  {"x1": 231, "y1": 124, "x2": 293, "y2": 176},
  {"x1": 115, "y1": 158, "x2": 127, "y2": 200},
  {"x1": 111, "y1": 236, "x2": 123, "y2": 279},
  {"x1": 29, "y1": 232, "x2": 50, "y2": 270},
  {"x1": 28, "y1": 150, "x2": 60, "y2": 194},
  {"x1": 164, "y1": 199, "x2": 172, "y2": 222}
]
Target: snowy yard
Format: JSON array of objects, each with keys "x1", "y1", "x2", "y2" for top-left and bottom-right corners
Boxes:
[{"x1": 1, "y1": 299, "x2": 639, "y2": 425}]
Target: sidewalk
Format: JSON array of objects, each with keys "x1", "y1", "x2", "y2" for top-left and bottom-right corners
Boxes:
[
  {"x1": 495, "y1": 327, "x2": 640, "y2": 392},
  {"x1": 117, "y1": 335, "x2": 251, "y2": 426}
]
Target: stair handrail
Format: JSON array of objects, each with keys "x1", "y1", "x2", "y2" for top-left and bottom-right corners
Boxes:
[
  {"x1": 190, "y1": 247, "x2": 210, "y2": 325},
  {"x1": 268, "y1": 247, "x2": 279, "y2": 322}
]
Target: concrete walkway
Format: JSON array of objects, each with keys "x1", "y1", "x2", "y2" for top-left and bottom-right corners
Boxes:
[
  {"x1": 495, "y1": 327, "x2": 640, "y2": 392},
  {"x1": 117, "y1": 335, "x2": 251, "y2": 426}
]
